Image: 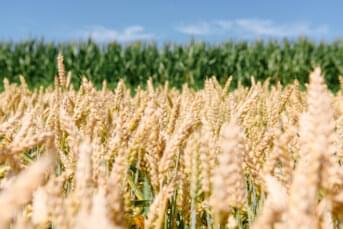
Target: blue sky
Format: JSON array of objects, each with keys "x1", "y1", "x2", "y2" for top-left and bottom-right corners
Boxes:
[{"x1": 1, "y1": 0, "x2": 343, "y2": 43}]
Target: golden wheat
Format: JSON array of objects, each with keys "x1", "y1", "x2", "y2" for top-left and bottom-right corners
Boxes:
[{"x1": 0, "y1": 56, "x2": 342, "y2": 228}]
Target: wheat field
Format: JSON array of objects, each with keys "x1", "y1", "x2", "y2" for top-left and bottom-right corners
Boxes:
[{"x1": 0, "y1": 55, "x2": 342, "y2": 229}]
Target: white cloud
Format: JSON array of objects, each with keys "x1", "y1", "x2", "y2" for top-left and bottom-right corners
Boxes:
[
  {"x1": 77, "y1": 25, "x2": 155, "y2": 42},
  {"x1": 235, "y1": 19, "x2": 328, "y2": 37},
  {"x1": 176, "y1": 22, "x2": 212, "y2": 35},
  {"x1": 175, "y1": 19, "x2": 329, "y2": 38},
  {"x1": 214, "y1": 20, "x2": 233, "y2": 30},
  {"x1": 176, "y1": 21, "x2": 234, "y2": 35}
]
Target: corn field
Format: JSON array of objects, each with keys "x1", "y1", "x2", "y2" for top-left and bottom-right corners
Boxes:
[
  {"x1": 0, "y1": 55, "x2": 343, "y2": 229},
  {"x1": 1, "y1": 39, "x2": 343, "y2": 91}
]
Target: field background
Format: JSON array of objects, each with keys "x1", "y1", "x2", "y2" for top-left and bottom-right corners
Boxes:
[{"x1": 1, "y1": 39, "x2": 343, "y2": 91}]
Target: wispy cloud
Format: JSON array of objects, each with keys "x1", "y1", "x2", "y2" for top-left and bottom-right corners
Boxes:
[
  {"x1": 235, "y1": 19, "x2": 328, "y2": 37},
  {"x1": 176, "y1": 22, "x2": 212, "y2": 35},
  {"x1": 76, "y1": 25, "x2": 155, "y2": 42},
  {"x1": 175, "y1": 19, "x2": 329, "y2": 38},
  {"x1": 175, "y1": 21, "x2": 232, "y2": 35}
]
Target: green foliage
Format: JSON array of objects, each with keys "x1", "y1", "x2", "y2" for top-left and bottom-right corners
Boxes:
[{"x1": 0, "y1": 38, "x2": 342, "y2": 91}]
